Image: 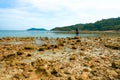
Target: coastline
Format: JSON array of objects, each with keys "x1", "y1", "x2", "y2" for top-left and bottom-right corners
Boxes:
[{"x1": 0, "y1": 36, "x2": 120, "y2": 80}]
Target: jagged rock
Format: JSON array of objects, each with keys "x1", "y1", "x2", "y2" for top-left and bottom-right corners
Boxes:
[
  {"x1": 31, "y1": 59, "x2": 47, "y2": 68},
  {"x1": 22, "y1": 71, "x2": 30, "y2": 78},
  {"x1": 38, "y1": 47, "x2": 45, "y2": 51},
  {"x1": 24, "y1": 45, "x2": 35, "y2": 50},
  {"x1": 35, "y1": 66, "x2": 51, "y2": 76},
  {"x1": 64, "y1": 70, "x2": 72, "y2": 74},
  {"x1": 0, "y1": 37, "x2": 120, "y2": 80},
  {"x1": 83, "y1": 67, "x2": 91, "y2": 72},
  {"x1": 112, "y1": 60, "x2": 120, "y2": 68},
  {"x1": 26, "y1": 53, "x2": 32, "y2": 57},
  {"x1": 79, "y1": 72, "x2": 90, "y2": 80},
  {"x1": 74, "y1": 36, "x2": 81, "y2": 39},
  {"x1": 105, "y1": 44, "x2": 120, "y2": 50},
  {"x1": 17, "y1": 50, "x2": 24, "y2": 55},
  {"x1": 69, "y1": 54, "x2": 76, "y2": 60},
  {"x1": 107, "y1": 70, "x2": 118, "y2": 79},
  {"x1": 68, "y1": 75, "x2": 76, "y2": 80},
  {"x1": 51, "y1": 65, "x2": 62, "y2": 77},
  {"x1": 13, "y1": 73, "x2": 23, "y2": 79},
  {"x1": 76, "y1": 39, "x2": 81, "y2": 42}
]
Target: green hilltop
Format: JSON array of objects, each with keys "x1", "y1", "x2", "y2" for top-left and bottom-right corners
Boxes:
[
  {"x1": 51, "y1": 17, "x2": 120, "y2": 31},
  {"x1": 27, "y1": 28, "x2": 47, "y2": 31}
]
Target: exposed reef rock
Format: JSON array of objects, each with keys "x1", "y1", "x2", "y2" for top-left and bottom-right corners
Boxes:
[{"x1": 0, "y1": 37, "x2": 120, "y2": 80}]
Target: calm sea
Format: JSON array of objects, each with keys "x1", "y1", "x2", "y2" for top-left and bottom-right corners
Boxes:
[{"x1": 0, "y1": 30, "x2": 98, "y2": 38}]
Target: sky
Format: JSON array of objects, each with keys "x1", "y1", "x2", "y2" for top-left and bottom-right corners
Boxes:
[{"x1": 0, "y1": 0, "x2": 120, "y2": 30}]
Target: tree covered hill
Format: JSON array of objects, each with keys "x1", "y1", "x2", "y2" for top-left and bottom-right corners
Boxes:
[
  {"x1": 27, "y1": 28, "x2": 47, "y2": 31},
  {"x1": 51, "y1": 17, "x2": 120, "y2": 31}
]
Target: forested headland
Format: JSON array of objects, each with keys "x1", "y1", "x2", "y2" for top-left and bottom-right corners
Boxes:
[{"x1": 51, "y1": 17, "x2": 120, "y2": 31}]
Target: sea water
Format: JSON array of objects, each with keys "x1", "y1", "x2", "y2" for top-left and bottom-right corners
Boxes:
[{"x1": 0, "y1": 30, "x2": 98, "y2": 38}]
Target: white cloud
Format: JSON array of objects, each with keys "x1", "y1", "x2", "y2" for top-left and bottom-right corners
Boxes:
[
  {"x1": 0, "y1": 0, "x2": 120, "y2": 30},
  {"x1": 18, "y1": 0, "x2": 120, "y2": 11}
]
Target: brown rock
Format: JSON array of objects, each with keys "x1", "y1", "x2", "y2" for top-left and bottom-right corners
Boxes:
[
  {"x1": 38, "y1": 47, "x2": 45, "y2": 51},
  {"x1": 51, "y1": 65, "x2": 61, "y2": 77},
  {"x1": 68, "y1": 75, "x2": 76, "y2": 80},
  {"x1": 35, "y1": 66, "x2": 51, "y2": 76},
  {"x1": 26, "y1": 53, "x2": 32, "y2": 57},
  {"x1": 107, "y1": 70, "x2": 118, "y2": 79},
  {"x1": 22, "y1": 71, "x2": 30, "y2": 78},
  {"x1": 74, "y1": 36, "x2": 80, "y2": 39},
  {"x1": 24, "y1": 45, "x2": 35, "y2": 50},
  {"x1": 17, "y1": 50, "x2": 24, "y2": 55},
  {"x1": 72, "y1": 46, "x2": 77, "y2": 49},
  {"x1": 112, "y1": 60, "x2": 120, "y2": 68},
  {"x1": 76, "y1": 39, "x2": 81, "y2": 42},
  {"x1": 79, "y1": 72, "x2": 90, "y2": 80},
  {"x1": 31, "y1": 59, "x2": 47, "y2": 67},
  {"x1": 69, "y1": 54, "x2": 76, "y2": 60}
]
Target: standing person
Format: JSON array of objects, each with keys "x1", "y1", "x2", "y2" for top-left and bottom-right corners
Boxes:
[{"x1": 75, "y1": 27, "x2": 79, "y2": 36}]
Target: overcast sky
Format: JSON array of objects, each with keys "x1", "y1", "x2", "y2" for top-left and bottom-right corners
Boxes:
[{"x1": 0, "y1": 0, "x2": 120, "y2": 30}]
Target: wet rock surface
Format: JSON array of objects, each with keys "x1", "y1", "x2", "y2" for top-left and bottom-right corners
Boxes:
[{"x1": 0, "y1": 37, "x2": 120, "y2": 80}]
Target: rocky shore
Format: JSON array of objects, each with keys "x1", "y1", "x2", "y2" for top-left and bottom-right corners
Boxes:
[{"x1": 0, "y1": 36, "x2": 120, "y2": 80}]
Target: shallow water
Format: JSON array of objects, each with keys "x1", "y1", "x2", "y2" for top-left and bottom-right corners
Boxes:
[{"x1": 0, "y1": 30, "x2": 98, "y2": 38}]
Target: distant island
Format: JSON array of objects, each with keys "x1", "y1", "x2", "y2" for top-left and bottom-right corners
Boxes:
[
  {"x1": 27, "y1": 28, "x2": 47, "y2": 31},
  {"x1": 51, "y1": 17, "x2": 120, "y2": 31}
]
